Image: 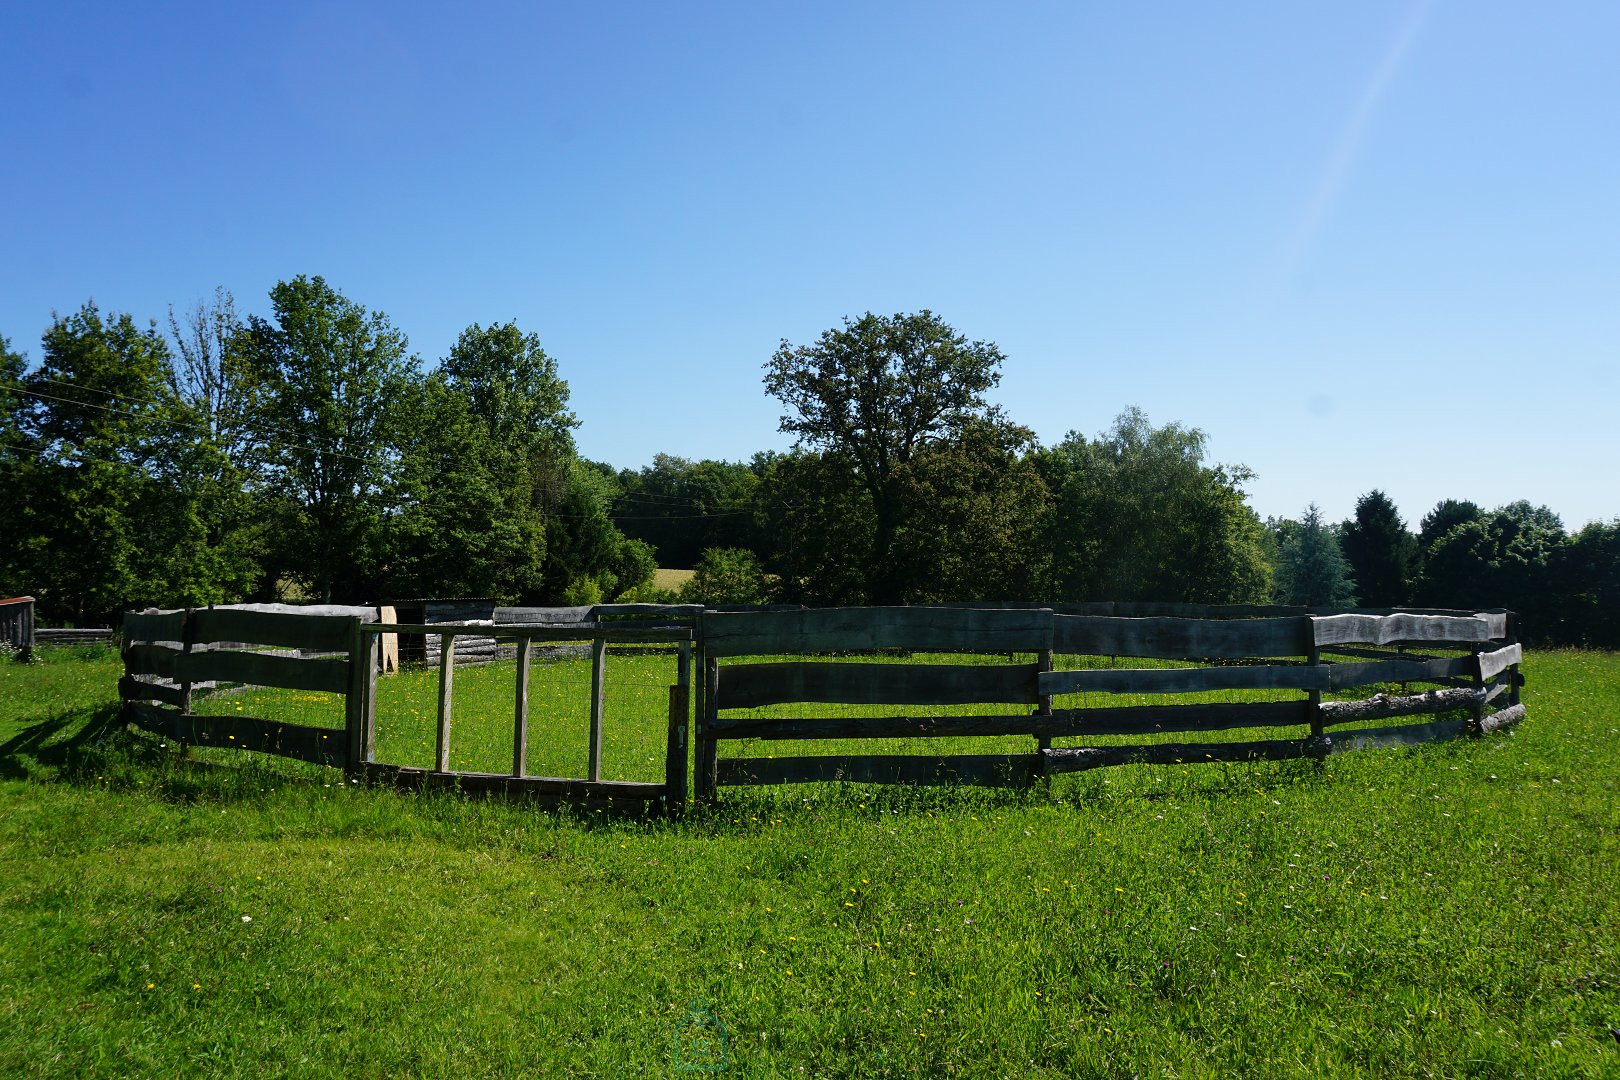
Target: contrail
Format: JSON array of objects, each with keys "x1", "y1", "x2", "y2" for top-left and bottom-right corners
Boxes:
[{"x1": 1277, "y1": 0, "x2": 1434, "y2": 283}]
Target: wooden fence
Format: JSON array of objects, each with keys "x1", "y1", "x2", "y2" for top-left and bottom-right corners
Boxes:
[
  {"x1": 692, "y1": 605, "x2": 1525, "y2": 801},
  {"x1": 119, "y1": 603, "x2": 693, "y2": 812},
  {"x1": 118, "y1": 602, "x2": 1525, "y2": 810},
  {"x1": 1, "y1": 596, "x2": 35, "y2": 657}
]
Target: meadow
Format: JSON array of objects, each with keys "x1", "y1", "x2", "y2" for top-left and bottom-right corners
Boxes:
[{"x1": 1, "y1": 644, "x2": 1616, "y2": 1077}]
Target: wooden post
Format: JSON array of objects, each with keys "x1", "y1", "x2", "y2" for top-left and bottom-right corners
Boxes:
[
  {"x1": 1307, "y1": 641, "x2": 1324, "y2": 744},
  {"x1": 1034, "y1": 648, "x2": 1053, "y2": 775},
  {"x1": 587, "y1": 634, "x2": 607, "y2": 781},
  {"x1": 436, "y1": 633, "x2": 456, "y2": 771},
  {"x1": 662, "y1": 639, "x2": 691, "y2": 811},
  {"x1": 1468, "y1": 642, "x2": 1486, "y2": 737},
  {"x1": 1507, "y1": 610, "x2": 1522, "y2": 709},
  {"x1": 513, "y1": 635, "x2": 531, "y2": 777},
  {"x1": 345, "y1": 618, "x2": 378, "y2": 771},
  {"x1": 179, "y1": 606, "x2": 197, "y2": 715},
  {"x1": 696, "y1": 657, "x2": 719, "y2": 803}
]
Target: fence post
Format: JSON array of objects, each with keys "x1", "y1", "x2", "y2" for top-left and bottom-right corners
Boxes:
[
  {"x1": 436, "y1": 633, "x2": 456, "y2": 771},
  {"x1": 696, "y1": 656, "x2": 719, "y2": 804},
  {"x1": 1507, "y1": 610, "x2": 1522, "y2": 709},
  {"x1": 513, "y1": 635, "x2": 532, "y2": 778},
  {"x1": 1034, "y1": 647, "x2": 1053, "y2": 776},
  {"x1": 345, "y1": 618, "x2": 377, "y2": 773},
  {"x1": 587, "y1": 634, "x2": 607, "y2": 782},
  {"x1": 179, "y1": 607, "x2": 196, "y2": 715},
  {"x1": 1305, "y1": 617, "x2": 1325, "y2": 754},
  {"x1": 665, "y1": 639, "x2": 691, "y2": 814}
]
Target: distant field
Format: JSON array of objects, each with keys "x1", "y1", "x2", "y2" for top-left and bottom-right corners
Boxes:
[
  {"x1": 2, "y1": 648, "x2": 1616, "y2": 1077},
  {"x1": 653, "y1": 566, "x2": 695, "y2": 591}
]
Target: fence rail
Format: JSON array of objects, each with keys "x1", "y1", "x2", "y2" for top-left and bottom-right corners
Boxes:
[{"x1": 117, "y1": 602, "x2": 1527, "y2": 809}]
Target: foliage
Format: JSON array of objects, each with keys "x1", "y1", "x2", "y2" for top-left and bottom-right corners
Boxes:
[
  {"x1": 1550, "y1": 519, "x2": 1620, "y2": 647},
  {"x1": 1339, "y1": 490, "x2": 1417, "y2": 607},
  {"x1": 609, "y1": 538, "x2": 658, "y2": 601},
  {"x1": 763, "y1": 310, "x2": 1006, "y2": 603},
  {"x1": 613, "y1": 455, "x2": 759, "y2": 569},
  {"x1": 678, "y1": 547, "x2": 768, "y2": 606},
  {"x1": 1416, "y1": 502, "x2": 1565, "y2": 638},
  {"x1": 1037, "y1": 409, "x2": 1272, "y2": 604},
  {"x1": 237, "y1": 277, "x2": 417, "y2": 603},
  {"x1": 541, "y1": 461, "x2": 630, "y2": 603},
  {"x1": 1272, "y1": 504, "x2": 1356, "y2": 607},
  {"x1": 1416, "y1": 497, "x2": 1482, "y2": 553}
]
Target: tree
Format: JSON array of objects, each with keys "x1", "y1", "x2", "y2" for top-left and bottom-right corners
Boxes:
[
  {"x1": 763, "y1": 310, "x2": 1005, "y2": 603},
  {"x1": 1550, "y1": 520, "x2": 1620, "y2": 648},
  {"x1": 1416, "y1": 503, "x2": 1564, "y2": 638},
  {"x1": 679, "y1": 547, "x2": 769, "y2": 606},
  {"x1": 0, "y1": 335, "x2": 33, "y2": 598},
  {"x1": 1036, "y1": 409, "x2": 1272, "y2": 604},
  {"x1": 238, "y1": 276, "x2": 417, "y2": 602},
  {"x1": 1417, "y1": 498, "x2": 1483, "y2": 553},
  {"x1": 1339, "y1": 490, "x2": 1417, "y2": 608},
  {"x1": 613, "y1": 454, "x2": 760, "y2": 569},
  {"x1": 1272, "y1": 504, "x2": 1356, "y2": 607}
]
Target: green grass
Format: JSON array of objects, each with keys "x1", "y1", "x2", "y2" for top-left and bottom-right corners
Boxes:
[{"x1": 2, "y1": 647, "x2": 1617, "y2": 1077}]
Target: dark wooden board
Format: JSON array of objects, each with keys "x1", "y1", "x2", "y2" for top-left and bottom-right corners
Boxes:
[
  {"x1": 1051, "y1": 616, "x2": 1309, "y2": 659},
  {"x1": 1324, "y1": 655, "x2": 1477, "y2": 691},
  {"x1": 125, "y1": 643, "x2": 182, "y2": 679},
  {"x1": 1324, "y1": 718, "x2": 1469, "y2": 753},
  {"x1": 1312, "y1": 613, "x2": 1495, "y2": 647},
  {"x1": 716, "y1": 753, "x2": 1040, "y2": 788},
  {"x1": 1042, "y1": 737, "x2": 1323, "y2": 773},
  {"x1": 190, "y1": 608, "x2": 359, "y2": 652},
  {"x1": 1046, "y1": 700, "x2": 1312, "y2": 736},
  {"x1": 1041, "y1": 664, "x2": 1326, "y2": 695},
  {"x1": 123, "y1": 610, "x2": 185, "y2": 642},
  {"x1": 125, "y1": 701, "x2": 347, "y2": 767},
  {"x1": 702, "y1": 606, "x2": 1052, "y2": 656},
  {"x1": 178, "y1": 649, "x2": 349, "y2": 695},
  {"x1": 715, "y1": 661, "x2": 1040, "y2": 709},
  {"x1": 118, "y1": 675, "x2": 187, "y2": 708},
  {"x1": 375, "y1": 622, "x2": 691, "y2": 643}
]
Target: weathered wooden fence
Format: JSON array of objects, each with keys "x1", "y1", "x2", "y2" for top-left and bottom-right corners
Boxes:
[
  {"x1": 119, "y1": 603, "x2": 693, "y2": 812},
  {"x1": 119, "y1": 602, "x2": 1525, "y2": 810},
  {"x1": 1, "y1": 596, "x2": 34, "y2": 657},
  {"x1": 692, "y1": 605, "x2": 1525, "y2": 801}
]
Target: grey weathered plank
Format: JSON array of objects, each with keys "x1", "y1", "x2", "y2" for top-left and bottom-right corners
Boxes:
[
  {"x1": 1042, "y1": 737, "x2": 1323, "y2": 773},
  {"x1": 177, "y1": 649, "x2": 349, "y2": 695},
  {"x1": 124, "y1": 701, "x2": 347, "y2": 766},
  {"x1": 436, "y1": 636, "x2": 456, "y2": 772},
  {"x1": 1318, "y1": 687, "x2": 1479, "y2": 726},
  {"x1": 707, "y1": 700, "x2": 1311, "y2": 741},
  {"x1": 1479, "y1": 703, "x2": 1526, "y2": 734},
  {"x1": 123, "y1": 610, "x2": 185, "y2": 643},
  {"x1": 1323, "y1": 718, "x2": 1469, "y2": 753},
  {"x1": 1478, "y1": 643, "x2": 1523, "y2": 682},
  {"x1": 715, "y1": 661, "x2": 1040, "y2": 709},
  {"x1": 118, "y1": 675, "x2": 187, "y2": 708},
  {"x1": 191, "y1": 608, "x2": 359, "y2": 652},
  {"x1": 700, "y1": 606, "x2": 1052, "y2": 656},
  {"x1": 1050, "y1": 616, "x2": 1309, "y2": 659},
  {"x1": 716, "y1": 753, "x2": 1040, "y2": 788},
  {"x1": 1472, "y1": 611, "x2": 1510, "y2": 639},
  {"x1": 666, "y1": 682, "x2": 690, "y2": 813},
  {"x1": 513, "y1": 637, "x2": 532, "y2": 777},
  {"x1": 588, "y1": 636, "x2": 606, "y2": 781},
  {"x1": 375, "y1": 623, "x2": 691, "y2": 643},
  {"x1": 124, "y1": 643, "x2": 183, "y2": 679},
  {"x1": 1324, "y1": 655, "x2": 1477, "y2": 690},
  {"x1": 1311, "y1": 613, "x2": 1494, "y2": 647},
  {"x1": 1040, "y1": 664, "x2": 1327, "y2": 696},
  {"x1": 346, "y1": 621, "x2": 378, "y2": 768}
]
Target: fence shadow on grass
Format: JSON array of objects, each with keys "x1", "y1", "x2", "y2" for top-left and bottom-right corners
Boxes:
[{"x1": 0, "y1": 701, "x2": 124, "y2": 781}]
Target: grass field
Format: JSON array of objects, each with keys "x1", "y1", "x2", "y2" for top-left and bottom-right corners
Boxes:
[{"x1": 2, "y1": 644, "x2": 1617, "y2": 1077}]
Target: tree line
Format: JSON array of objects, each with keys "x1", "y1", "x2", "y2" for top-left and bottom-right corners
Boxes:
[{"x1": 3, "y1": 294, "x2": 1615, "y2": 645}]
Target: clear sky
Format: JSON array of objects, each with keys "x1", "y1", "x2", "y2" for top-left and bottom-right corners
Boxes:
[{"x1": 4, "y1": 1, "x2": 1616, "y2": 529}]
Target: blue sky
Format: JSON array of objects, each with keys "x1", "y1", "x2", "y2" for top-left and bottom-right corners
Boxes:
[{"x1": 4, "y1": 1, "x2": 1616, "y2": 528}]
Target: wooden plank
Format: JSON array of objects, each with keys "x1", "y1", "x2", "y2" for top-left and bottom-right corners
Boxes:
[
  {"x1": 588, "y1": 636, "x2": 607, "y2": 781},
  {"x1": 1041, "y1": 663, "x2": 1327, "y2": 696},
  {"x1": 665, "y1": 682, "x2": 689, "y2": 813},
  {"x1": 191, "y1": 608, "x2": 359, "y2": 652},
  {"x1": 1051, "y1": 616, "x2": 1309, "y2": 659},
  {"x1": 493, "y1": 605, "x2": 595, "y2": 624},
  {"x1": 1480, "y1": 703, "x2": 1526, "y2": 734},
  {"x1": 717, "y1": 753, "x2": 1040, "y2": 788},
  {"x1": 1473, "y1": 611, "x2": 1510, "y2": 639},
  {"x1": 177, "y1": 649, "x2": 349, "y2": 695},
  {"x1": 1325, "y1": 655, "x2": 1477, "y2": 691},
  {"x1": 436, "y1": 636, "x2": 455, "y2": 772},
  {"x1": 593, "y1": 603, "x2": 705, "y2": 618},
  {"x1": 1478, "y1": 643, "x2": 1523, "y2": 682},
  {"x1": 1324, "y1": 718, "x2": 1469, "y2": 753},
  {"x1": 375, "y1": 622, "x2": 690, "y2": 643},
  {"x1": 124, "y1": 643, "x2": 182, "y2": 679},
  {"x1": 125, "y1": 701, "x2": 347, "y2": 767},
  {"x1": 1318, "y1": 687, "x2": 1479, "y2": 727},
  {"x1": 700, "y1": 606, "x2": 1053, "y2": 657},
  {"x1": 708, "y1": 701, "x2": 1311, "y2": 741},
  {"x1": 345, "y1": 620, "x2": 378, "y2": 768},
  {"x1": 118, "y1": 675, "x2": 187, "y2": 708},
  {"x1": 1311, "y1": 613, "x2": 1494, "y2": 647},
  {"x1": 377, "y1": 605, "x2": 398, "y2": 674},
  {"x1": 715, "y1": 661, "x2": 1039, "y2": 710},
  {"x1": 123, "y1": 610, "x2": 185, "y2": 642},
  {"x1": 1043, "y1": 737, "x2": 1325, "y2": 772},
  {"x1": 513, "y1": 637, "x2": 532, "y2": 777}
]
